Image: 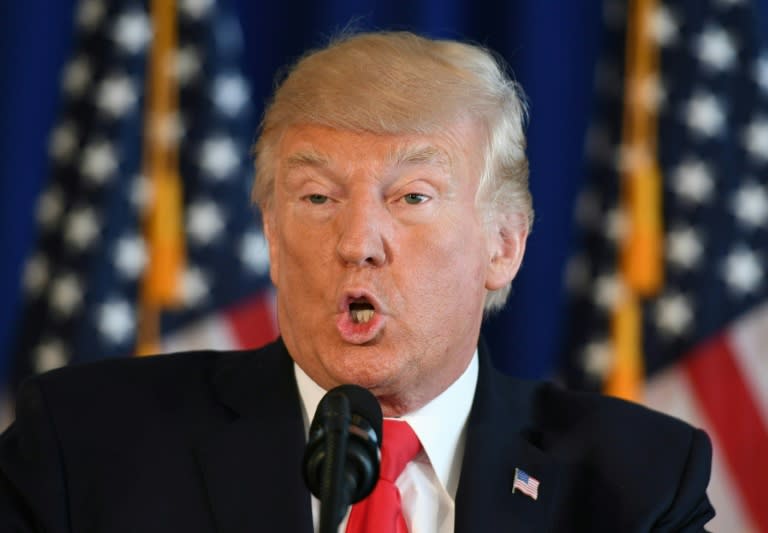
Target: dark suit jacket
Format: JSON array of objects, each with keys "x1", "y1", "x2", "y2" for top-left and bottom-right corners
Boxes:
[{"x1": 0, "y1": 338, "x2": 714, "y2": 532}]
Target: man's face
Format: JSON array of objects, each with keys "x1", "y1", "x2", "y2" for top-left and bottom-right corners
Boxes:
[{"x1": 263, "y1": 120, "x2": 521, "y2": 415}]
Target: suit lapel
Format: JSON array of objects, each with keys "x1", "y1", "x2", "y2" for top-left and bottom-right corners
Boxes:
[
  {"x1": 455, "y1": 343, "x2": 564, "y2": 533},
  {"x1": 195, "y1": 340, "x2": 313, "y2": 533}
]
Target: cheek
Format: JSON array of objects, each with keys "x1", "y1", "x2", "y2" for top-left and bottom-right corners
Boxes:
[
  {"x1": 272, "y1": 218, "x2": 334, "y2": 291},
  {"x1": 402, "y1": 229, "x2": 488, "y2": 305}
]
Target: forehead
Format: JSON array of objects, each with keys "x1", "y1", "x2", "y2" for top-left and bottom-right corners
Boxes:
[{"x1": 275, "y1": 121, "x2": 484, "y2": 177}]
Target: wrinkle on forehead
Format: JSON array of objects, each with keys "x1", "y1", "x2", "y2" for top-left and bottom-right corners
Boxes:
[
  {"x1": 283, "y1": 140, "x2": 453, "y2": 172},
  {"x1": 276, "y1": 121, "x2": 476, "y2": 185}
]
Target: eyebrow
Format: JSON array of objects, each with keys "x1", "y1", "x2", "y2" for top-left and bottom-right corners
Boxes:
[
  {"x1": 387, "y1": 144, "x2": 452, "y2": 172},
  {"x1": 283, "y1": 149, "x2": 330, "y2": 170}
]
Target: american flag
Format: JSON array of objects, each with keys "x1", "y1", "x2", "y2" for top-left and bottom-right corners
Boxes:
[
  {"x1": 8, "y1": 0, "x2": 276, "y2": 397},
  {"x1": 563, "y1": 1, "x2": 768, "y2": 531},
  {"x1": 512, "y1": 468, "x2": 539, "y2": 501}
]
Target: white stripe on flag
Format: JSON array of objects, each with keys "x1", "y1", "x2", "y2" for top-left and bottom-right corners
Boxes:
[
  {"x1": 161, "y1": 314, "x2": 240, "y2": 353},
  {"x1": 645, "y1": 366, "x2": 757, "y2": 533},
  {"x1": 728, "y1": 302, "x2": 768, "y2": 426}
]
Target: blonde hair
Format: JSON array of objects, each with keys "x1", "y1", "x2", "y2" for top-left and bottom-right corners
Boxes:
[{"x1": 252, "y1": 31, "x2": 532, "y2": 312}]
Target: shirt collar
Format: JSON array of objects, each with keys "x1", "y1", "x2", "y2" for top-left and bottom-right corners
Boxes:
[{"x1": 294, "y1": 350, "x2": 479, "y2": 497}]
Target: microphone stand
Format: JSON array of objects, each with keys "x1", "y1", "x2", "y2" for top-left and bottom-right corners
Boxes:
[{"x1": 319, "y1": 392, "x2": 352, "y2": 533}]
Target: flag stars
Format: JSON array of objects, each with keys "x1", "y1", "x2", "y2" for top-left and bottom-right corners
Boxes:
[
  {"x1": 49, "y1": 274, "x2": 84, "y2": 318},
  {"x1": 130, "y1": 174, "x2": 153, "y2": 210},
  {"x1": 97, "y1": 74, "x2": 138, "y2": 118},
  {"x1": 200, "y1": 136, "x2": 240, "y2": 180},
  {"x1": 213, "y1": 74, "x2": 249, "y2": 116},
  {"x1": 240, "y1": 231, "x2": 270, "y2": 274},
  {"x1": 114, "y1": 235, "x2": 148, "y2": 279},
  {"x1": 694, "y1": 26, "x2": 737, "y2": 72},
  {"x1": 722, "y1": 247, "x2": 763, "y2": 295},
  {"x1": 62, "y1": 56, "x2": 92, "y2": 97},
  {"x1": 174, "y1": 46, "x2": 202, "y2": 85},
  {"x1": 564, "y1": 254, "x2": 590, "y2": 294},
  {"x1": 34, "y1": 339, "x2": 69, "y2": 374},
  {"x1": 187, "y1": 200, "x2": 225, "y2": 245},
  {"x1": 593, "y1": 274, "x2": 626, "y2": 310},
  {"x1": 666, "y1": 226, "x2": 704, "y2": 270},
  {"x1": 80, "y1": 140, "x2": 118, "y2": 184},
  {"x1": 575, "y1": 188, "x2": 602, "y2": 230},
  {"x1": 23, "y1": 254, "x2": 49, "y2": 296},
  {"x1": 672, "y1": 159, "x2": 714, "y2": 204},
  {"x1": 654, "y1": 292, "x2": 693, "y2": 338},
  {"x1": 77, "y1": 0, "x2": 106, "y2": 31},
  {"x1": 65, "y1": 207, "x2": 100, "y2": 250},
  {"x1": 582, "y1": 339, "x2": 613, "y2": 380},
  {"x1": 113, "y1": 10, "x2": 152, "y2": 54},
  {"x1": 617, "y1": 143, "x2": 653, "y2": 174},
  {"x1": 604, "y1": 208, "x2": 628, "y2": 242},
  {"x1": 755, "y1": 55, "x2": 768, "y2": 94},
  {"x1": 650, "y1": 5, "x2": 678, "y2": 47},
  {"x1": 36, "y1": 186, "x2": 65, "y2": 229},
  {"x1": 97, "y1": 299, "x2": 135, "y2": 345},
  {"x1": 49, "y1": 121, "x2": 79, "y2": 163},
  {"x1": 684, "y1": 91, "x2": 726, "y2": 138},
  {"x1": 180, "y1": 0, "x2": 214, "y2": 19},
  {"x1": 631, "y1": 75, "x2": 665, "y2": 111},
  {"x1": 731, "y1": 182, "x2": 768, "y2": 228},
  {"x1": 152, "y1": 112, "x2": 185, "y2": 146},
  {"x1": 182, "y1": 267, "x2": 210, "y2": 306},
  {"x1": 742, "y1": 117, "x2": 768, "y2": 164}
]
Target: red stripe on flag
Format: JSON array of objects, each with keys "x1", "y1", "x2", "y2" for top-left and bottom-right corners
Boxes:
[
  {"x1": 226, "y1": 293, "x2": 278, "y2": 349},
  {"x1": 683, "y1": 334, "x2": 768, "y2": 532}
]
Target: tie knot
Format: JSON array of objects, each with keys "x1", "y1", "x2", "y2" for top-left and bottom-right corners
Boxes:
[{"x1": 380, "y1": 419, "x2": 421, "y2": 482}]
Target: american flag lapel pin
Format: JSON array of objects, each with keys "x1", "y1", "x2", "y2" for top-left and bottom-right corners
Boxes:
[{"x1": 512, "y1": 467, "x2": 540, "y2": 500}]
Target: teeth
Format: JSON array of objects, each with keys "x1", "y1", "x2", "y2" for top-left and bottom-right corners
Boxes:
[{"x1": 350, "y1": 309, "x2": 375, "y2": 324}]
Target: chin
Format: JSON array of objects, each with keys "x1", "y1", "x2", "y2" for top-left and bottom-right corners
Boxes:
[{"x1": 329, "y1": 354, "x2": 401, "y2": 390}]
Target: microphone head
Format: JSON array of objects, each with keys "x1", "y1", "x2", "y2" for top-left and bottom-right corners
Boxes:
[
  {"x1": 303, "y1": 384, "x2": 383, "y2": 503},
  {"x1": 318, "y1": 384, "x2": 383, "y2": 442}
]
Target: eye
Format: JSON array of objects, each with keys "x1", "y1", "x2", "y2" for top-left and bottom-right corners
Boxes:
[
  {"x1": 402, "y1": 193, "x2": 430, "y2": 205},
  {"x1": 304, "y1": 193, "x2": 329, "y2": 205}
]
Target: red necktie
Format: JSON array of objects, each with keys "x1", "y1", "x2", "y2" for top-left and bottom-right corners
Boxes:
[{"x1": 345, "y1": 419, "x2": 421, "y2": 533}]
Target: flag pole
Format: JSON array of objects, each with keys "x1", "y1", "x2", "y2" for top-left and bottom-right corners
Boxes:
[{"x1": 137, "y1": 0, "x2": 185, "y2": 356}]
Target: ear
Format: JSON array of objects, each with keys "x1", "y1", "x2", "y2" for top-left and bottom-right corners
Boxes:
[
  {"x1": 261, "y1": 208, "x2": 280, "y2": 288},
  {"x1": 485, "y1": 213, "x2": 528, "y2": 290}
]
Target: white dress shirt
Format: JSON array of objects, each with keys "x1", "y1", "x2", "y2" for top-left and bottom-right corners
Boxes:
[{"x1": 294, "y1": 351, "x2": 479, "y2": 533}]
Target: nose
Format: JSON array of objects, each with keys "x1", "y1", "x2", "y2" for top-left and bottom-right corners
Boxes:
[{"x1": 336, "y1": 197, "x2": 388, "y2": 267}]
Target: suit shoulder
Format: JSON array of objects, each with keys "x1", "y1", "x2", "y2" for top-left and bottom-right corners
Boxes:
[
  {"x1": 515, "y1": 381, "x2": 715, "y2": 528},
  {"x1": 15, "y1": 348, "x2": 259, "y2": 426},
  {"x1": 33, "y1": 350, "x2": 221, "y2": 396},
  {"x1": 531, "y1": 382, "x2": 702, "y2": 446},
  {"x1": 528, "y1": 382, "x2": 712, "y2": 495}
]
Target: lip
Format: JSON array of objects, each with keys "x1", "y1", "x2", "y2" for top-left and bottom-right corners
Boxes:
[{"x1": 335, "y1": 289, "x2": 386, "y2": 344}]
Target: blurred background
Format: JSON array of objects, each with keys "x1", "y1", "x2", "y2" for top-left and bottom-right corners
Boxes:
[{"x1": 1, "y1": 0, "x2": 766, "y2": 530}]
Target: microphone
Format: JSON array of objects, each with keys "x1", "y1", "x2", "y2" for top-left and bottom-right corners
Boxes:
[{"x1": 303, "y1": 384, "x2": 382, "y2": 533}]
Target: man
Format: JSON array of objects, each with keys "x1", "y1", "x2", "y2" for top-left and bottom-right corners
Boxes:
[{"x1": 0, "y1": 31, "x2": 714, "y2": 532}]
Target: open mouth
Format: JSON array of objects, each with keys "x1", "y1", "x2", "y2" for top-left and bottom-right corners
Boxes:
[
  {"x1": 336, "y1": 291, "x2": 383, "y2": 343},
  {"x1": 349, "y1": 298, "x2": 375, "y2": 324}
]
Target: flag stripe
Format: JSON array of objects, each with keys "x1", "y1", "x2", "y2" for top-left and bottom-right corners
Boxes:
[
  {"x1": 565, "y1": 1, "x2": 768, "y2": 529},
  {"x1": 645, "y1": 366, "x2": 757, "y2": 533},
  {"x1": 683, "y1": 335, "x2": 768, "y2": 532},
  {"x1": 728, "y1": 303, "x2": 768, "y2": 426},
  {"x1": 225, "y1": 292, "x2": 278, "y2": 350},
  {"x1": 161, "y1": 315, "x2": 239, "y2": 354}
]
